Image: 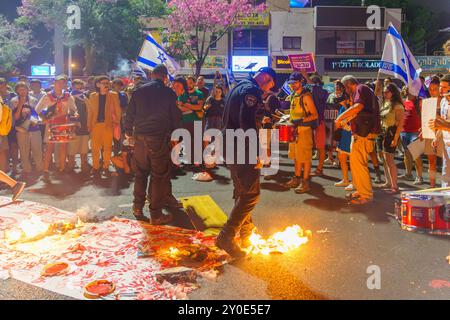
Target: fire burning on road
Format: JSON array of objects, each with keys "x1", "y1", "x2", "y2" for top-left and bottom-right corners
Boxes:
[
  {"x1": 248, "y1": 225, "x2": 310, "y2": 255},
  {"x1": 4, "y1": 214, "x2": 84, "y2": 245}
]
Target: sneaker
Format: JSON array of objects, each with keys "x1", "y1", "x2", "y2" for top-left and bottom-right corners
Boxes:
[
  {"x1": 91, "y1": 169, "x2": 101, "y2": 178},
  {"x1": 344, "y1": 183, "x2": 354, "y2": 191},
  {"x1": 399, "y1": 173, "x2": 414, "y2": 181},
  {"x1": 311, "y1": 168, "x2": 324, "y2": 176},
  {"x1": 334, "y1": 180, "x2": 350, "y2": 187},
  {"x1": 282, "y1": 176, "x2": 301, "y2": 189},
  {"x1": 11, "y1": 182, "x2": 26, "y2": 202},
  {"x1": 323, "y1": 158, "x2": 334, "y2": 166},
  {"x1": 102, "y1": 168, "x2": 112, "y2": 177},
  {"x1": 192, "y1": 171, "x2": 213, "y2": 182},
  {"x1": 294, "y1": 179, "x2": 310, "y2": 194},
  {"x1": 332, "y1": 160, "x2": 340, "y2": 168},
  {"x1": 413, "y1": 177, "x2": 424, "y2": 185},
  {"x1": 374, "y1": 175, "x2": 383, "y2": 184}
]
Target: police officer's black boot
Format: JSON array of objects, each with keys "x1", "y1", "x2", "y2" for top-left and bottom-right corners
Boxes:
[
  {"x1": 133, "y1": 206, "x2": 150, "y2": 223},
  {"x1": 216, "y1": 228, "x2": 247, "y2": 258},
  {"x1": 150, "y1": 210, "x2": 173, "y2": 226},
  {"x1": 239, "y1": 222, "x2": 256, "y2": 249}
]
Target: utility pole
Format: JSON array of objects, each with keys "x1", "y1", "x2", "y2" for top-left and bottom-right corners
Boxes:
[{"x1": 54, "y1": 23, "x2": 65, "y2": 75}]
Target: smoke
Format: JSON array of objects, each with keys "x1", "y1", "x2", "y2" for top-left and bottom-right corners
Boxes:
[
  {"x1": 108, "y1": 57, "x2": 132, "y2": 78},
  {"x1": 76, "y1": 205, "x2": 107, "y2": 222}
]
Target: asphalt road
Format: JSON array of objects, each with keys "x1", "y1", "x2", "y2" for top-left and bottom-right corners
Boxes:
[{"x1": 1, "y1": 148, "x2": 449, "y2": 300}]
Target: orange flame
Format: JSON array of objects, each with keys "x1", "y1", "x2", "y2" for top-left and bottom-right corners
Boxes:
[{"x1": 248, "y1": 225, "x2": 309, "y2": 255}]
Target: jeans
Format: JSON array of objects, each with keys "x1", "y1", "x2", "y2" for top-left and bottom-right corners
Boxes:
[{"x1": 133, "y1": 135, "x2": 172, "y2": 217}]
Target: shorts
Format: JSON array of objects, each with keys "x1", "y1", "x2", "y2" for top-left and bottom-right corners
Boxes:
[
  {"x1": 400, "y1": 131, "x2": 419, "y2": 150},
  {"x1": 289, "y1": 126, "x2": 313, "y2": 163},
  {"x1": 68, "y1": 135, "x2": 90, "y2": 155},
  {"x1": 377, "y1": 126, "x2": 397, "y2": 154},
  {"x1": 336, "y1": 129, "x2": 352, "y2": 154},
  {"x1": 0, "y1": 136, "x2": 9, "y2": 151},
  {"x1": 314, "y1": 121, "x2": 326, "y2": 149}
]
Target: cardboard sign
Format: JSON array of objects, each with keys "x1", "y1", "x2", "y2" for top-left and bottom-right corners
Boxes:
[
  {"x1": 288, "y1": 53, "x2": 316, "y2": 73},
  {"x1": 422, "y1": 98, "x2": 438, "y2": 140}
]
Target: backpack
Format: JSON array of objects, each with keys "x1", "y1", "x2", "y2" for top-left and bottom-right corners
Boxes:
[
  {"x1": 311, "y1": 85, "x2": 329, "y2": 121},
  {"x1": 0, "y1": 102, "x2": 12, "y2": 136}
]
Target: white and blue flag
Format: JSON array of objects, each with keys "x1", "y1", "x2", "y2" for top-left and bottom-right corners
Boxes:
[
  {"x1": 137, "y1": 33, "x2": 180, "y2": 79},
  {"x1": 379, "y1": 23, "x2": 422, "y2": 96}
]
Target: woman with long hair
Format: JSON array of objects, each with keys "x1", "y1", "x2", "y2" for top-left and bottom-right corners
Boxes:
[{"x1": 379, "y1": 83, "x2": 404, "y2": 193}]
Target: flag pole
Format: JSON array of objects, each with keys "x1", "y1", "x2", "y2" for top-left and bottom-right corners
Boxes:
[{"x1": 374, "y1": 70, "x2": 381, "y2": 97}]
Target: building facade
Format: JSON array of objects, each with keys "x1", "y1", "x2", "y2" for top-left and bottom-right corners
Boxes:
[{"x1": 142, "y1": 1, "x2": 405, "y2": 84}]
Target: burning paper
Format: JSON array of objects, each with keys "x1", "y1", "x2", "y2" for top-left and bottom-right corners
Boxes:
[
  {"x1": 4, "y1": 214, "x2": 83, "y2": 245},
  {"x1": 248, "y1": 225, "x2": 310, "y2": 255}
]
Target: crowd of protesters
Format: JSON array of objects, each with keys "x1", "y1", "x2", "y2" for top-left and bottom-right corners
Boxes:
[
  {"x1": 0, "y1": 68, "x2": 449, "y2": 209},
  {"x1": 274, "y1": 71, "x2": 450, "y2": 205}
]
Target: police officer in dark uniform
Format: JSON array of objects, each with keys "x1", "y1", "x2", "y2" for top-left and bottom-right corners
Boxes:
[
  {"x1": 217, "y1": 67, "x2": 277, "y2": 257},
  {"x1": 124, "y1": 64, "x2": 182, "y2": 225}
]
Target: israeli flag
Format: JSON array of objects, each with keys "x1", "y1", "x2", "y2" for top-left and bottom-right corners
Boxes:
[
  {"x1": 131, "y1": 61, "x2": 148, "y2": 79},
  {"x1": 379, "y1": 23, "x2": 422, "y2": 96},
  {"x1": 137, "y1": 33, "x2": 180, "y2": 79}
]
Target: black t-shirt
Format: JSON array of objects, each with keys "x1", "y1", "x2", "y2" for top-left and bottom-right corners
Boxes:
[
  {"x1": 205, "y1": 96, "x2": 225, "y2": 118},
  {"x1": 97, "y1": 94, "x2": 106, "y2": 122}
]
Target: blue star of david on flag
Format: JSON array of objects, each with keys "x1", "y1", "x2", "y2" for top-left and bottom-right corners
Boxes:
[
  {"x1": 157, "y1": 51, "x2": 167, "y2": 64},
  {"x1": 137, "y1": 33, "x2": 180, "y2": 80}
]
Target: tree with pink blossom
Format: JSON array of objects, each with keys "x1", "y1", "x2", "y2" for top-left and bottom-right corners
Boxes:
[{"x1": 167, "y1": 0, "x2": 265, "y2": 77}]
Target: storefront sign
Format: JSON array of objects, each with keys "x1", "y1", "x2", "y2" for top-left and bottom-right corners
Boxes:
[
  {"x1": 324, "y1": 56, "x2": 450, "y2": 73},
  {"x1": 273, "y1": 56, "x2": 292, "y2": 69},
  {"x1": 324, "y1": 58, "x2": 381, "y2": 72},
  {"x1": 235, "y1": 11, "x2": 270, "y2": 27},
  {"x1": 416, "y1": 56, "x2": 450, "y2": 72},
  {"x1": 288, "y1": 53, "x2": 316, "y2": 73}
]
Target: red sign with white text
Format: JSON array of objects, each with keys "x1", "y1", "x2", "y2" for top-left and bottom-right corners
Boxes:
[{"x1": 288, "y1": 53, "x2": 316, "y2": 73}]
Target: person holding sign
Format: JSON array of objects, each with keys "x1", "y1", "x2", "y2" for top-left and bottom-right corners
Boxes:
[{"x1": 429, "y1": 74, "x2": 450, "y2": 187}]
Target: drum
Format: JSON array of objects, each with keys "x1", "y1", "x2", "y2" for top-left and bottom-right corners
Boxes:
[
  {"x1": 48, "y1": 123, "x2": 77, "y2": 143},
  {"x1": 275, "y1": 122, "x2": 295, "y2": 144},
  {"x1": 396, "y1": 190, "x2": 450, "y2": 236}
]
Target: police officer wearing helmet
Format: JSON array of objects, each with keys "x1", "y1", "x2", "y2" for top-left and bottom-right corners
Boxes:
[
  {"x1": 125, "y1": 64, "x2": 182, "y2": 225},
  {"x1": 217, "y1": 67, "x2": 277, "y2": 258}
]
